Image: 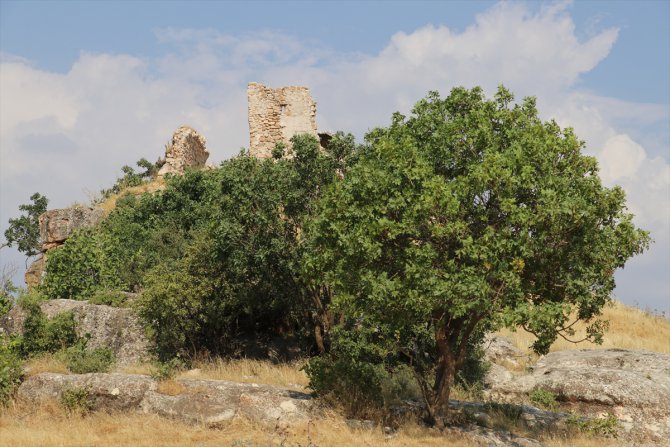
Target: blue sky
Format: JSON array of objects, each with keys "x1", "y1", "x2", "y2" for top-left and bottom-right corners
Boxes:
[{"x1": 1, "y1": 0, "x2": 669, "y2": 313}]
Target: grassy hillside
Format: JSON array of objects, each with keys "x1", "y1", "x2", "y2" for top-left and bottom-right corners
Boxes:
[{"x1": 498, "y1": 300, "x2": 670, "y2": 355}]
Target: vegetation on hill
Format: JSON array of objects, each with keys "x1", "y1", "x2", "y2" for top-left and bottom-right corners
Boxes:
[{"x1": 1, "y1": 87, "x2": 649, "y2": 429}]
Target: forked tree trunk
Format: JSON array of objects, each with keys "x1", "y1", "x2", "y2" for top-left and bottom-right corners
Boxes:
[{"x1": 422, "y1": 314, "x2": 481, "y2": 427}]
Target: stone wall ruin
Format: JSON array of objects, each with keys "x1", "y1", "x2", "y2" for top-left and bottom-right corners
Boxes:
[
  {"x1": 247, "y1": 82, "x2": 319, "y2": 158},
  {"x1": 158, "y1": 125, "x2": 210, "y2": 176}
]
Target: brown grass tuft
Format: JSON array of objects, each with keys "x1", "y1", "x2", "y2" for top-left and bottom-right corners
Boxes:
[
  {"x1": 156, "y1": 379, "x2": 187, "y2": 396},
  {"x1": 23, "y1": 353, "x2": 69, "y2": 377},
  {"x1": 178, "y1": 358, "x2": 309, "y2": 390},
  {"x1": 97, "y1": 178, "x2": 166, "y2": 213}
]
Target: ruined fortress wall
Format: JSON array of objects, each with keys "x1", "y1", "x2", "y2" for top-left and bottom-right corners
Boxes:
[{"x1": 247, "y1": 82, "x2": 318, "y2": 158}]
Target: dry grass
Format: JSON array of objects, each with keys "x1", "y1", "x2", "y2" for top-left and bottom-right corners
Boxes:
[
  {"x1": 97, "y1": 178, "x2": 166, "y2": 213},
  {"x1": 156, "y1": 379, "x2": 187, "y2": 396},
  {"x1": 0, "y1": 402, "x2": 624, "y2": 447},
  {"x1": 23, "y1": 353, "x2": 69, "y2": 377},
  {"x1": 497, "y1": 300, "x2": 670, "y2": 355},
  {"x1": 0, "y1": 403, "x2": 479, "y2": 447},
  {"x1": 178, "y1": 357, "x2": 310, "y2": 390},
  {"x1": 541, "y1": 434, "x2": 623, "y2": 447},
  {"x1": 116, "y1": 362, "x2": 154, "y2": 375}
]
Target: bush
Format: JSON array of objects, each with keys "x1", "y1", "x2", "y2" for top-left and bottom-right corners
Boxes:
[
  {"x1": 567, "y1": 411, "x2": 619, "y2": 438},
  {"x1": 61, "y1": 386, "x2": 93, "y2": 415},
  {"x1": 60, "y1": 340, "x2": 115, "y2": 374},
  {"x1": 0, "y1": 336, "x2": 23, "y2": 406},
  {"x1": 87, "y1": 289, "x2": 129, "y2": 307},
  {"x1": 305, "y1": 325, "x2": 396, "y2": 418},
  {"x1": 150, "y1": 358, "x2": 185, "y2": 381},
  {"x1": 19, "y1": 293, "x2": 79, "y2": 357},
  {"x1": 529, "y1": 387, "x2": 559, "y2": 411}
]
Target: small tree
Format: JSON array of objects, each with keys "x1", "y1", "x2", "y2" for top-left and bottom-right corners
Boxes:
[
  {"x1": 2, "y1": 193, "x2": 48, "y2": 258},
  {"x1": 305, "y1": 86, "x2": 649, "y2": 426}
]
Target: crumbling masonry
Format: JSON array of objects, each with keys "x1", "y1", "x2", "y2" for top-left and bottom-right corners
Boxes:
[{"x1": 247, "y1": 82, "x2": 319, "y2": 158}]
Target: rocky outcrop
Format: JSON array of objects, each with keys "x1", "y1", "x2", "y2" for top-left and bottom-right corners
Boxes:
[
  {"x1": 0, "y1": 299, "x2": 151, "y2": 365},
  {"x1": 25, "y1": 205, "x2": 105, "y2": 288},
  {"x1": 39, "y1": 205, "x2": 104, "y2": 251},
  {"x1": 485, "y1": 348, "x2": 670, "y2": 446},
  {"x1": 18, "y1": 373, "x2": 156, "y2": 412},
  {"x1": 18, "y1": 373, "x2": 312, "y2": 426},
  {"x1": 484, "y1": 335, "x2": 529, "y2": 369},
  {"x1": 158, "y1": 126, "x2": 209, "y2": 176},
  {"x1": 24, "y1": 255, "x2": 46, "y2": 289}
]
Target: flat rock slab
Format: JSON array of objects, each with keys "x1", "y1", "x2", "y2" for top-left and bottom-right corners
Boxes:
[
  {"x1": 18, "y1": 373, "x2": 312, "y2": 426},
  {"x1": 485, "y1": 349, "x2": 670, "y2": 446}
]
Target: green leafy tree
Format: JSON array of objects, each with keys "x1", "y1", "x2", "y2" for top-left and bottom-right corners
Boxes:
[
  {"x1": 305, "y1": 86, "x2": 649, "y2": 426},
  {"x1": 2, "y1": 193, "x2": 48, "y2": 257}
]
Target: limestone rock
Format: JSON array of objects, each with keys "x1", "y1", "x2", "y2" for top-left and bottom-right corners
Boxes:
[
  {"x1": 247, "y1": 83, "x2": 318, "y2": 159},
  {"x1": 158, "y1": 125, "x2": 209, "y2": 176},
  {"x1": 25, "y1": 255, "x2": 46, "y2": 289},
  {"x1": 483, "y1": 335, "x2": 528, "y2": 369},
  {"x1": 0, "y1": 299, "x2": 152, "y2": 365},
  {"x1": 142, "y1": 378, "x2": 311, "y2": 426},
  {"x1": 39, "y1": 205, "x2": 104, "y2": 251},
  {"x1": 18, "y1": 373, "x2": 156, "y2": 412},
  {"x1": 485, "y1": 349, "x2": 670, "y2": 446},
  {"x1": 18, "y1": 373, "x2": 312, "y2": 426}
]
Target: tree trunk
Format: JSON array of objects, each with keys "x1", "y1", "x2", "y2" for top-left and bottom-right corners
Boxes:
[{"x1": 427, "y1": 322, "x2": 457, "y2": 428}]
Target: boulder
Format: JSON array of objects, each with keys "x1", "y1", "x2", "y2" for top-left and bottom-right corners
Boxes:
[
  {"x1": 24, "y1": 255, "x2": 46, "y2": 289},
  {"x1": 483, "y1": 335, "x2": 528, "y2": 369},
  {"x1": 485, "y1": 349, "x2": 670, "y2": 446},
  {"x1": 18, "y1": 373, "x2": 312, "y2": 426},
  {"x1": 158, "y1": 126, "x2": 209, "y2": 176},
  {"x1": 0, "y1": 299, "x2": 151, "y2": 365},
  {"x1": 142, "y1": 378, "x2": 311, "y2": 426},
  {"x1": 38, "y1": 205, "x2": 105, "y2": 251},
  {"x1": 18, "y1": 373, "x2": 156, "y2": 412}
]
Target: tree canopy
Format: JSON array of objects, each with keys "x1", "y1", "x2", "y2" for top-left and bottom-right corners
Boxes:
[
  {"x1": 304, "y1": 86, "x2": 649, "y2": 425},
  {"x1": 2, "y1": 193, "x2": 48, "y2": 258}
]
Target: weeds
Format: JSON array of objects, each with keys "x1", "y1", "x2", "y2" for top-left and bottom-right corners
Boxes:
[{"x1": 60, "y1": 386, "x2": 93, "y2": 415}]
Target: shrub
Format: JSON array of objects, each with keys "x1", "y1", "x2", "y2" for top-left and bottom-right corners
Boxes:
[
  {"x1": 87, "y1": 289, "x2": 129, "y2": 307},
  {"x1": 60, "y1": 340, "x2": 115, "y2": 374},
  {"x1": 529, "y1": 387, "x2": 559, "y2": 411},
  {"x1": 567, "y1": 411, "x2": 619, "y2": 438},
  {"x1": 304, "y1": 325, "x2": 394, "y2": 418},
  {"x1": 150, "y1": 358, "x2": 185, "y2": 381},
  {"x1": 19, "y1": 293, "x2": 79, "y2": 357},
  {"x1": 61, "y1": 386, "x2": 93, "y2": 415},
  {"x1": 0, "y1": 335, "x2": 23, "y2": 406}
]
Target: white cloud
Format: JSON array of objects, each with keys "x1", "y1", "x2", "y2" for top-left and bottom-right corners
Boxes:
[
  {"x1": 599, "y1": 134, "x2": 647, "y2": 183},
  {"x1": 1, "y1": 1, "x2": 667, "y2": 311}
]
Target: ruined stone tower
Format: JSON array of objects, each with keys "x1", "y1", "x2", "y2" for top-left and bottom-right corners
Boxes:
[{"x1": 247, "y1": 82, "x2": 319, "y2": 158}]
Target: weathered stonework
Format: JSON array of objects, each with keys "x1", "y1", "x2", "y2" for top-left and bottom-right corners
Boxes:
[
  {"x1": 158, "y1": 125, "x2": 209, "y2": 176},
  {"x1": 247, "y1": 83, "x2": 318, "y2": 158}
]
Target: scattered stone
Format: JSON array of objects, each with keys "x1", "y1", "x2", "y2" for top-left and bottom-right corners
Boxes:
[
  {"x1": 158, "y1": 125, "x2": 209, "y2": 177},
  {"x1": 446, "y1": 425, "x2": 543, "y2": 447}
]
